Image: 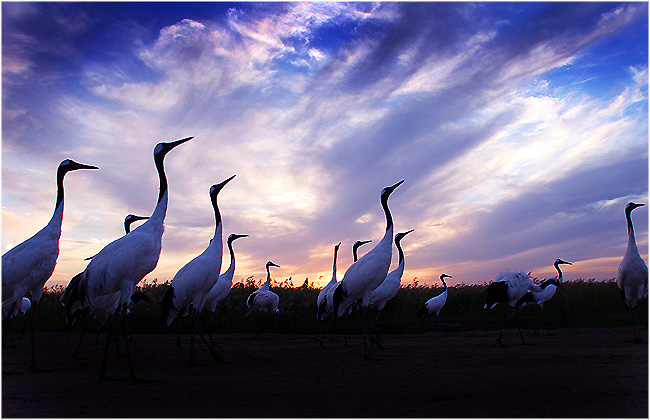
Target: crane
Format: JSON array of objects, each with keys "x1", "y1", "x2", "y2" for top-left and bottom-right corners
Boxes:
[
  {"x1": 2, "y1": 159, "x2": 98, "y2": 371},
  {"x1": 202, "y1": 233, "x2": 248, "y2": 343},
  {"x1": 484, "y1": 270, "x2": 542, "y2": 346},
  {"x1": 316, "y1": 242, "x2": 341, "y2": 322},
  {"x1": 517, "y1": 259, "x2": 571, "y2": 335},
  {"x1": 161, "y1": 175, "x2": 235, "y2": 365},
  {"x1": 80, "y1": 136, "x2": 192, "y2": 382},
  {"x1": 367, "y1": 229, "x2": 414, "y2": 319},
  {"x1": 419, "y1": 274, "x2": 451, "y2": 329},
  {"x1": 332, "y1": 180, "x2": 404, "y2": 359},
  {"x1": 245, "y1": 261, "x2": 280, "y2": 339},
  {"x1": 62, "y1": 214, "x2": 150, "y2": 359},
  {"x1": 616, "y1": 202, "x2": 648, "y2": 343}
]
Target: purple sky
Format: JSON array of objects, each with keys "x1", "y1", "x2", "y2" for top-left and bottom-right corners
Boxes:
[{"x1": 2, "y1": 2, "x2": 648, "y2": 289}]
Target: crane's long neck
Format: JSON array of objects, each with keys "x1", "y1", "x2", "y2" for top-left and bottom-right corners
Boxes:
[
  {"x1": 332, "y1": 247, "x2": 339, "y2": 281},
  {"x1": 211, "y1": 193, "x2": 223, "y2": 242},
  {"x1": 45, "y1": 167, "x2": 67, "y2": 235},
  {"x1": 554, "y1": 262, "x2": 564, "y2": 282},
  {"x1": 149, "y1": 154, "x2": 171, "y2": 226},
  {"x1": 353, "y1": 245, "x2": 360, "y2": 262},
  {"x1": 441, "y1": 279, "x2": 448, "y2": 291},
  {"x1": 381, "y1": 193, "x2": 394, "y2": 233},
  {"x1": 222, "y1": 239, "x2": 236, "y2": 277},
  {"x1": 626, "y1": 207, "x2": 639, "y2": 252},
  {"x1": 261, "y1": 267, "x2": 272, "y2": 291}
]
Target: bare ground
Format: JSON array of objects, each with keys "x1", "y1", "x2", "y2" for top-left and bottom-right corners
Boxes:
[{"x1": 2, "y1": 327, "x2": 647, "y2": 418}]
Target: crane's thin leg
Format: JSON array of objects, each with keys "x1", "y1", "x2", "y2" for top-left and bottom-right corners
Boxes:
[
  {"x1": 72, "y1": 328, "x2": 86, "y2": 359},
  {"x1": 358, "y1": 308, "x2": 379, "y2": 361},
  {"x1": 632, "y1": 306, "x2": 643, "y2": 344},
  {"x1": 513, "y1": 310, "x2": 529, "y2": 345},
  {"x1": 27, "y1": 301, "x2": 53, "y2": 373},
  {"x1": 98, "y1": 320, "x2": 119, "y2": 381},
  {"x1": 495, "y1": 309, "x2": 507, "y2": 347},
  {"x1": 119, "y1": 304, "x2": 156, "y2": 384}
]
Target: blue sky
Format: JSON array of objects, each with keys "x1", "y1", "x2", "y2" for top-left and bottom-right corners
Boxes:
[{"x1": 2, "y1": 2, "x2": 648, "y2": 289}]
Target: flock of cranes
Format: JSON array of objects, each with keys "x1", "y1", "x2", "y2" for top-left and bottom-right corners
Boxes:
[{"x1": 2, "y1": 136, "x2": 648, "y2": 380}]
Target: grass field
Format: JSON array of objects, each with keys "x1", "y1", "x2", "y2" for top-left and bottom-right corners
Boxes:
[{"x1": 17, "y1": 277, "x2": 647, "y2": 336}]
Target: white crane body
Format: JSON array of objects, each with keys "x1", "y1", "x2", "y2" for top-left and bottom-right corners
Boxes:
[
  {"x1": 2, "y1": 160, "x2": 98, "y2": 312},
  {"x1": 335, "y1": 180, "x2": 404, "y2": 318},
  {"x1": 163, "y1": 176, "x2": 235, "y2": 326},
  {"x1": 422, "y1": 274, "x2": 451, "y2": 317},
  {"x1": 245, "y1": 262, "x2": 280, "y2": 316},
  {"x1": 616, "y1": 202, "x2": 648, "y2": 309}
]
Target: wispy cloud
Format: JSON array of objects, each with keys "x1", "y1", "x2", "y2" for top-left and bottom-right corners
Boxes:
[{"x1": 2, "y1": 2, "x2": 647, "y2": 288}]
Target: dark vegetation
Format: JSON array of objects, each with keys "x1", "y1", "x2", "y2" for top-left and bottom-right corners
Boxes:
[{"x1": 22, "y1": 277, "x2": 646, "y2": 337}]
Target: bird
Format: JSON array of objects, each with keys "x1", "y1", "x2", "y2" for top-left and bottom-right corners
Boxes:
[
  {"x1": 367, "y1": 229, "x2": 414, "y2": 320},
  {"x1": 316, "y1": 242, "x2": 341, "y2": 322},
  {"x1": 79, "y1": 136, "x2": 192, "y2": 382},
  {"x1": 616, "y1": 202, "x2": 648, "y2": 343},
  {"x1": 418, "y1": 273, "x2": 451, "y2": 329},
  {"x1": 516, "y1": 259, "x2": 571, "y2": 335},
  {"x1": 202, "y1": 233, "x2": 249, "y2": 329},
  {"x1": 2, "y1": 158, "x2": 98, "y2": 371},
  {"x1": 484, "y1": 270, "x2": 542, "y2": 346},
  {"x1": 161, "y1": 175, "x2": 235, "y2": 364},
  {"x1": 353, "y1": 240, "x2": 372, "y2": 262},
  {"x1": 245, "y1": 261, "x2": 280, "y2": 339},
  {"x1": 332, "y1": 180, "x2": 404, "y2": 359},
  {"x1": 61, "y1": 213, "x2": 151, "y2": 359}
]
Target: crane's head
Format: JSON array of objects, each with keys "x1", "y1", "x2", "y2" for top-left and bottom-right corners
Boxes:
[
  {"x1": 154, "y1": 136, "x2": 193, "y2": 159},
  {"x1": 266, "y1": 261, "x2": 280, "y2": 269},
  {"x1": 228, "y1": 233, "x2": 249, "y2": 243},
  {"x1": 555, "y1": 259, "x2": 572, "y2": 266},
  {"x1": 334, "y1": 242, "x2": 341, "y2": 252},
  {"x1": 124, "y1": 214, "x2": 149, "y2": 234},
  {"x1": 58, "y1": 159, "x2": 99, "y2": 176},
  {"x1": 440, "y1": 273, "x2": 452, "y2": 280},
  {"x1": 353, "y1": 240, "x2": 372, "y2": 248},
  {"x1": 395, "y1": 229, "x2": 414, "y2": 244},
  {"x1": 381, "y1": 179, "x2": 404, "y2": 200},
  {"x1": 626, "y1": 202, "x2": 645, "y2": 213},
  {"x1": 210, "y1": 175, "x2": 236, "y2": 199}
]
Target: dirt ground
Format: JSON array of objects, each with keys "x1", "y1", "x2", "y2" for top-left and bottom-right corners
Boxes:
[{"x1": 2, "y1": 327, "x2": 647, "y2": 418}]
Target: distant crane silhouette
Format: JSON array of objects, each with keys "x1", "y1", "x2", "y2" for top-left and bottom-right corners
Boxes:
[
  {"x1": 485, "y1": 270, "x2": 542, "y2": 346},
  {"x1": 245, "y1": 261, "x2": 280, "y2": 339},
  {"x1": 80, "y1": 136, "x2": 192, "y2": 382},
  {"x1": 516, "y1": 259, "x2": 571, "y2": 335},
  {"x1": 616, "y1": 202, "x2": 648, "y2": 343},
  {"x1": 332, "y1": 180, "x2": 404, "y2": 359},
  {"x1": 161, "y1": 176, "x2": 235, "y2": 365},
  {"x1": 2, "y1": 159, "x2": 98, "y2": 371},
  {"x1": 419, "y1": 274, "x2": 451, "y2": 329}
]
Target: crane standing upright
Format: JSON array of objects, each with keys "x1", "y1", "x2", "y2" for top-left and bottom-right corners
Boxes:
[
  {"x1": 80, "y1": 136, "x2": 192, "y2": 382},
  {"x1": 2, "y1": 159, "x2": 98, "y2": 371},
  {"x1": 616, "y1": 202, "x2": 648, "y2": 343}
]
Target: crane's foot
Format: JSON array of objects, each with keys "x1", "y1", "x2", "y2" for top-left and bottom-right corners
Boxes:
[
  {"x1": 375, "y1": 343, "x2": 389, "y2": 350},
  {"x1": 494, "y1": 339, "x2": 506, "y2": 348},
  {"x1": 363, "y1": 354, "x2": 381, "y2": 361},
  {"x1": 72, "y1": 353, "x2": 83, "y2": 360}
]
